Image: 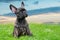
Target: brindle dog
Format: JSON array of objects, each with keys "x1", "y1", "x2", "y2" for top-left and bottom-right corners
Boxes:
[{"x1": 9, "y1": 2, "x2": 32, "y2": 37}]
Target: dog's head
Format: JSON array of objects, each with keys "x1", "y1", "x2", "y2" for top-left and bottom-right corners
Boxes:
[{"x1": 9, "y1": 2, "x2": 28, "y2": 19}]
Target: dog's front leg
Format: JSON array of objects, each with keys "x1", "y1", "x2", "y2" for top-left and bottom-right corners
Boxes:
[
  {"x1": 13, "y1": 27, "x2": 19, "y2": 37},
  {"x1": 26, "y1": 26, "x2": 32, "y2": 36}
]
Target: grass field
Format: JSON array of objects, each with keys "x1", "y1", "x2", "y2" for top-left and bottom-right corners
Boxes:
[{"x1": 0, "y1": 23, "x2": 60, "y2": 40}]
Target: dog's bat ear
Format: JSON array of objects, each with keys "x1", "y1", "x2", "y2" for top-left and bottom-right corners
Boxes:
[
  {"x1": 21, "y1": 1, "x2": 25, "y2": 8},
  {"x1": 9, "y1": 4, "x2": 17, "y2": 13}
]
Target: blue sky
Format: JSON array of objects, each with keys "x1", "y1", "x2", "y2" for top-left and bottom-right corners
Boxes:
[{"x1": 0, "y1": 0, "x2": 60, "y2": 15}]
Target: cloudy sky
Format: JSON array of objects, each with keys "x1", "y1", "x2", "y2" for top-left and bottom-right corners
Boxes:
[{"x1": 0, "y1": 0, "x2": 60, "y2": 15}]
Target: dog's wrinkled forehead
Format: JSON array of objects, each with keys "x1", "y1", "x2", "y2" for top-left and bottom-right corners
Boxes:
[{"x1": 17, "y1": 8, "x2": 26, "y2": 12}]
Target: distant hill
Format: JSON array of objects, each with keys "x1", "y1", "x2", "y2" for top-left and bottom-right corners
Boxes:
[
  {"x1": 27, "y1": 7, "x2": 60, "y2": 15},
  {"x1": 3, "y1": 13, "x2": 16, "y2": 17},
  {"x1": 3, "y1": 7, "x2": 60, "y2": 16}
]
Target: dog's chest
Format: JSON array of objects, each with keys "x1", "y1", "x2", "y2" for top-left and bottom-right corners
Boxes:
[{"x1": 15, "y1": 19, "x2": 28, "y2": 28}]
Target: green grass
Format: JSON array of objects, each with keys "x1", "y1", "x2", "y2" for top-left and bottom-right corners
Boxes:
[{"x1": 0, "y1": 23, "x2": 60, "y2": 40}]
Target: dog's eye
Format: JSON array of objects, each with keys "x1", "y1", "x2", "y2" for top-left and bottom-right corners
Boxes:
[{"x1": 22, "y1": 9, "x2": 25, "y2": 11}]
